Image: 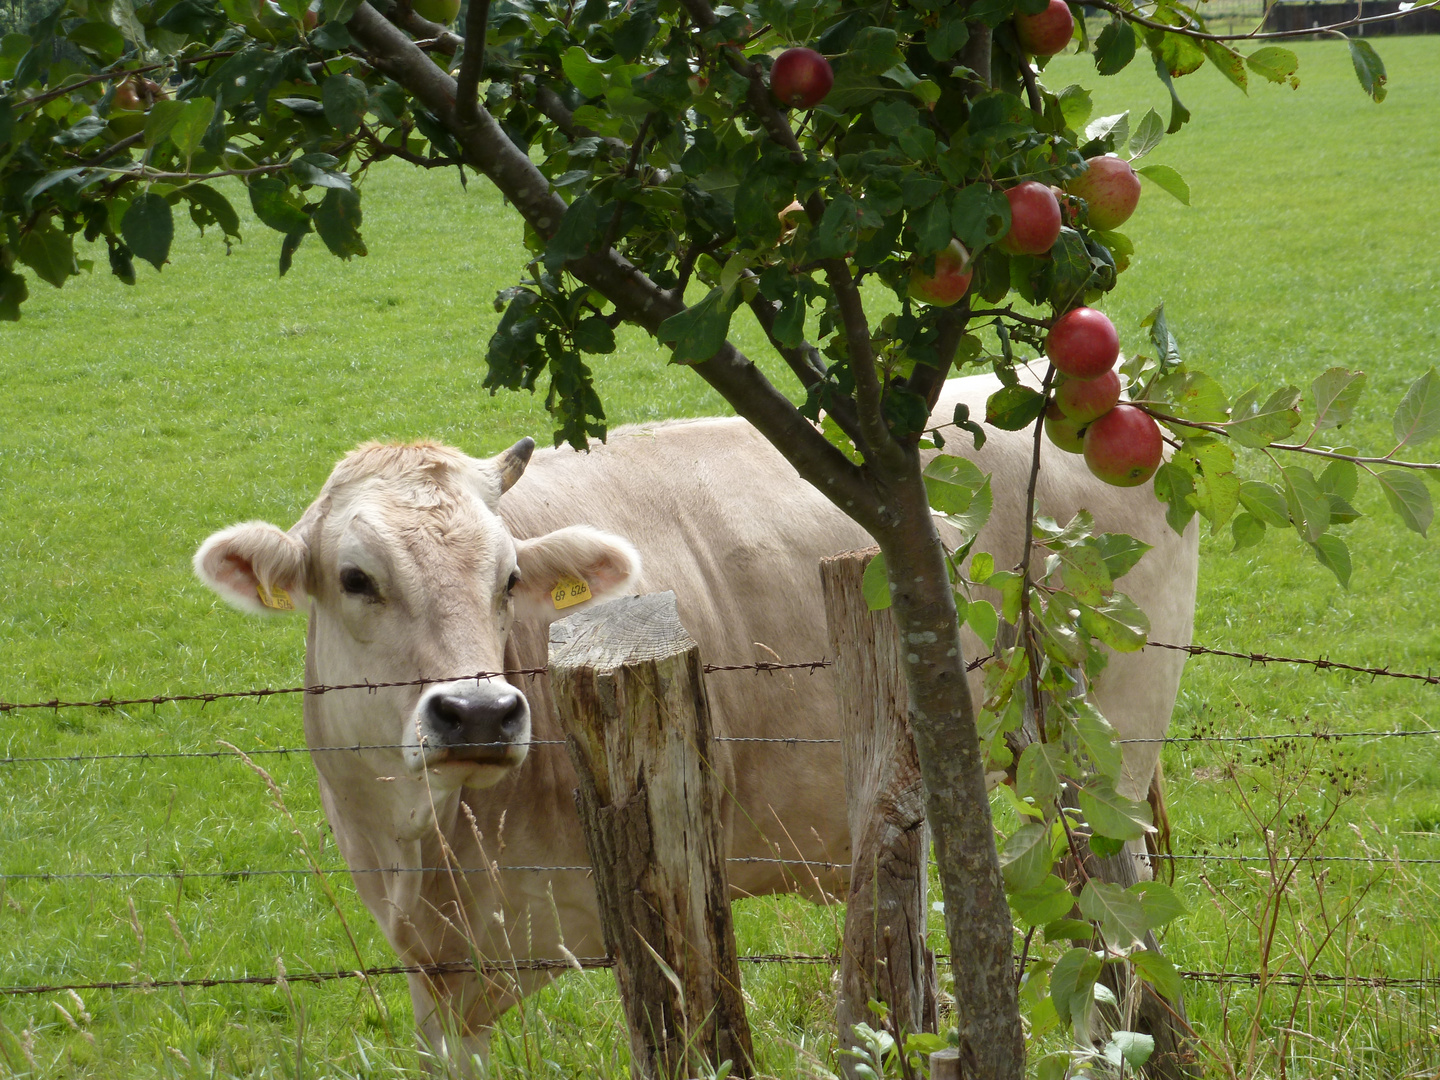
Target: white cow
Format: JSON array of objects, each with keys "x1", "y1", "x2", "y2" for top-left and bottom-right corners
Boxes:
[{"x1": 194, "y1": 375, "x2": 1197, "y2": 1068}]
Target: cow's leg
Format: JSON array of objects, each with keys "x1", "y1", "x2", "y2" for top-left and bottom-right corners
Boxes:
[{"x1": 406, "y1": 969, "x2": 512, "y2": 1078}]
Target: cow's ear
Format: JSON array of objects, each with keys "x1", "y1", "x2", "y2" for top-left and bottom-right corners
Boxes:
[
  {"x1": 194, "y1": 521, "x2": 308, "y2": 615},
  {"x1": 513, "y1": 526, "x2": 641, "y2": 622}
]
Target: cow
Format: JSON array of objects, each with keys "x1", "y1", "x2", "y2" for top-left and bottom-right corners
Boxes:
[{"x1": 193, "y1": 374, "x2": 1198, "y2": 1070}]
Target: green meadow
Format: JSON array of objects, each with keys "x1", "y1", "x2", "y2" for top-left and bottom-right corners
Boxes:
[{"x1": 2, "y1": 36, "x2": 1439, "y2": 1079}]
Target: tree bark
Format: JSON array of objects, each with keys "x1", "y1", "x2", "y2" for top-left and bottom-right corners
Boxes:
[
  {"x1": 547, "y1": 592, "x2": 754, "y2": 1080},
  {"x1": 822, "y1": 549, "x2": 936, "y2": 1074},
  {"x1": 873, "y1": 466, "x2": 1025, "y2": 1079}
]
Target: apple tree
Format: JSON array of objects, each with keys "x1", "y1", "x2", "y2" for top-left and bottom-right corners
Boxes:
[{"x1": 5, "y1": 0, "x2": 1437, "y2": 1073}]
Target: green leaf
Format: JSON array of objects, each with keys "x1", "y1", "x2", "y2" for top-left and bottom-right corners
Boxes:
[
  {"x1": 925, "y1": 11, "x2": 969, "y2": 60},
  {"x1": 1308, "y1": 534, "x2": 1351, "y2": 588},
  {"x1": 1202, "y1": 39, "x2": 1247, "y2": 93},
  {"x1": 0, "y1": 267, "x2": 29, "y2": 319},
  {"x1": 1281, "y1": 466, "x2": 1330, "y2": 543},
  {"x1": 16, "y1": 222, "x2": 78, "y2": 287},
  {"x1": 1078, "y1": 593, "x2": 1150, "y2": 652},
  {"x1": 1079, "y1": 880, "x2": 1148, "y2": 951},
  {"x1": 950, "y1": 184, "x2": 1010, "y2": 251},
  {"x1": 1046, "y1": 227, "x2": 1095, "y2": 308},
  {"x1": 809, "y1": 194, "x2": 861, "y2": 259},
  {"x1": 1106, "y1": 1032, "x2": 1156, "y2": 1070},
  {"x1": 1153, "y1": 370, "x2": 1227, "y2": 423},
  {"x1": 1152, "y1": 460, "x2": 1197, "y2": 535},
  {"x1": 1000, "y1": 823, "x2": 1054, "y2": 892},
  {"x1": 1057, "y1": 84, "x2": 1093, "y2": 132},
  {"x1": 657, "y1": 287, "x2": 738, "y2": 365},
  {"x1": 68, "y1": 20, "x2": 126, "y2": 62},
  {"x1": 1044, "y1": 919, "x2": 1095, "y2": 943},
  {"x1": 1238, "y1": 480, "x2": 1290, "y2": 528},
  {"x1": 1392, "y1": 368, "x2": 1440, "y2": 448},
  {"x1": 313, "y1": 187, "x2": 366, "y2": 260},
  {"x1": 1319, "y1": 458, "x2": 1358, "y2": 500},
  {"x1": 1231, "y1": 512, "x2": 1264, "y2": 552},
  {"x1": 1311, "y1": 368, "x2": 1366, "y2": 434},
  {"x1": 924, "y1": 454, "x2": 988, "y2": 514},
  {"x1": 278, "y1": 228, "x2": 305, "y2": 277},
  {"x1": 862, "y1": 550, "x2": 891, "y2": 611},
  {"x1": 321, "y1": 74, "x2": 368, "y2": 134},
  {"x1": 561, "y1": 46, "x2": 608, "y2": 99},
  {"x1": 1092, "y1": 533, "x2": 1151, "y2": 580},
  {"x1": 544, "y1": 192, "x2": 603, "y2": 269},
  {"x1": 1156, "y1": 29, "x2": 1206, "y2": 78},
  {"x1": 1078, "y1": 782, "x2": 1154, "y2": 842},
  {"x1": 1128, "y1": 108, "x2": 1164, "y2": 160},
  {"x1": 965, "y1": 0, "x2": 1016, "y2": 29},
  {"x1": 1017, "y1": 742, "x2": 1068, "y2": 806},
  {"x1": 985, "y1": 385, "x2": 1047, "y2": 431},
  {"x1": 120, "y1": 194, "x2": 173, "y2": 272},
  {"x1": 1131, "y1": 880, "x2": 1187, "y2": 928},
  {"x1": 1059, "y1": 545, "x2": 1111, "y2": 606},
  {"x1": 142, "y1": 99, "x2": 187, "y2": 150},
  {"x1": 169, "y1": 97, "x2": 214, "y2": 162},
  {"x1": 1094, "y1": 18, "x2": 1136, "y2": 76},
  {"x1": 1151, "y1": 53, "x2": 1192, "y2": 132},
  {"x1": 183, "y1": 184, "x2": 241, "y2": 240},
  {"x1": 1228, "y1": 384, "x2": 1302, "y2": 447},
  {"x1": 849, "y1": 26, "x2": 902, "y2": 72},
  {"x1": 1135, "y1": 164, "x2": 1190, "y2": 206},
  {"x1": 966, "y1": 599, "x2": 998, "y2": 649},
  {"x1": 573, "y1": 315, "x2": 615, "y2": 355},
  {"x1": 1347, "y1": 38, "x2": 1386, "y2": 103},
  {"x1": 1084, "y1": 111, "x2": 1130, "y2": 152},
  {"x1": 1010, "y1": 875, "x2": 1077, "y2": 928},
  {"x1": 249, "y1": 178, "x2": 311, "y2": 236},
  {"x1": 1376, "y1": 469, "x2": 1433, "y2": 537},
  {"x1": 1246, "y1": 45, "x2": 1299, "y2": 86},
  {"x1": 1141, "y1": 300, "x2": 1180, "y2": 367},
  {"x1": 1075, "y1": 702, "x2": 1122, "y2": 781},
  {"x1": 1132, "y1": 948, "x2": 1183, "y2": 1001},
  {"x1": 1050, "y1": 947, "x2": 1103, "y2": 1030}
]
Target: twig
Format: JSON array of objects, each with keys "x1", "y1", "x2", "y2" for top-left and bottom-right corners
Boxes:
[{"x1": 454, "y1": 0, "x2": 491, "y2": 125}]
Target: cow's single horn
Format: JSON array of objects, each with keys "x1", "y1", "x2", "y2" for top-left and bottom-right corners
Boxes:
[{"x1": 497, "y1": 437, "x2": 536, "y2": 493}]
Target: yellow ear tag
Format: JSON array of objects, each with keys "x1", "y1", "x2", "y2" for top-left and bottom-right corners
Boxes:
[
  {"x1": 551, "y1": 575, "x2": 592, "y2": 610},
  {"x1": 256, "y1": 582, "x2": 295, "y2": 611}
]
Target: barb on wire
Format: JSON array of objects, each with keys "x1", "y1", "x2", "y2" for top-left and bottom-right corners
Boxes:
[
  {"x1": 1149, "y1": 640, "x2": 1440, "y2": 686},
  {"x1": 1120, "y1": 727, "x2": 1440, "y2": 746},
  {"x1": 0, "y1": 659, "x2": 834, "y2": 715}
]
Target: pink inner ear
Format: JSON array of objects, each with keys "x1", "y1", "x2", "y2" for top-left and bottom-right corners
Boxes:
[{"x1": 215, "y1": 552, "x2": 259, "y2": 596}]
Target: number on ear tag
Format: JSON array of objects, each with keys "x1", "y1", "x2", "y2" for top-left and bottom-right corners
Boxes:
[
  {"x1": 257, "y1": 582, "x2": 295, "y2": 611},
  {"x1": 551, "y1": 576, "x2": 592, "y2": 610}
]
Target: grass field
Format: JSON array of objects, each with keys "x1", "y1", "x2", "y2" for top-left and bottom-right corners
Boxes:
[{"x1": 2, "y1": 35, "x2": 1439, "y2": 1080}]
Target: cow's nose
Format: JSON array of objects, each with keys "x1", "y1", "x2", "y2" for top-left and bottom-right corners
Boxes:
[{"x1": 426, "y1": 691, "x2": 525, "y2": 743}]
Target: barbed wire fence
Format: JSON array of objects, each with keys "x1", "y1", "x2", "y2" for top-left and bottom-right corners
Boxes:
[{"x1": 2, "y1": 640, "x2": 1439, "y2": 1001}]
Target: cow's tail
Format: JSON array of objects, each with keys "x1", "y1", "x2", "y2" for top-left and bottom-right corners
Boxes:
[{"x1": 1144, "y1": 760, "x2": 1174, "y2": 883}]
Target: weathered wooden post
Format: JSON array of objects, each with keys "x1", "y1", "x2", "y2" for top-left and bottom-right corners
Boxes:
[
  {"x1": 821, "y1": 548, "x2": 936, "y2": 1075},
  {"x1": 548, "y1": 591, "x2": 754, "y2": 1080}
]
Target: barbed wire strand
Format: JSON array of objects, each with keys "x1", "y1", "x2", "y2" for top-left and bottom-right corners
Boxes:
[{"x1": 4, "y1": 954, "x2": 1436, "y2": 999}]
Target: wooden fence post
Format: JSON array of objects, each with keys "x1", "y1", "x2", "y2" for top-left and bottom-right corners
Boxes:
[
  {"x1": 821, "y1": 548, "x2": 936, "y2": 1076},
  {"x1": 547, "y1": 591, "x2": 754, "y2": 1080}
]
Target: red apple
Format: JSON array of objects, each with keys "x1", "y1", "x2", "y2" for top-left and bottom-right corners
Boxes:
[
  {"x1": 1067, "y1": 155, "x2": 1142, "y2": 232},
  {"x1": 1047, "y1": 307, "x2": 1119, "y2": 380},
  {"x1": 770, "y1": 47, "x2": 833, "y2": 110},
  {"x1": 1045, "y1": 401, "x2": 1086, "y2": 454},
  {"x1": 1000, "y1": 181, "x2": 1062, "y2": 256},
  {"x1": 1014, "y1": 0, "x2": 1075, "y2": 57},
  {"x1": 1083, "y1": 405, "x2": 1163, "y2": 487},
  {"x1": 908, "y1": 239, "x2": 973, "y2": 307},
  {"x1": 1054, "y1": 369, "x2": 1122, "y2": 424}
]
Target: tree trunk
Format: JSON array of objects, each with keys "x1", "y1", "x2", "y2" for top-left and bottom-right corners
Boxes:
[
  {"x1": 821, "y1": 549, "x2": 936, "y2": 1074},
  {"x1": 547, "y1": 592, "x2": 754, "y2": 1080},
  {"x1": 873, "y1": 465, "x2": 1025, "y2": 1080}
]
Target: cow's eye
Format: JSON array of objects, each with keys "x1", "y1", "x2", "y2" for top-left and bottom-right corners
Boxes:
[
  {"x1": 505, "y1": 570, "x2": 521, "y2": 595},
  {"x1": 340, "y1": 567, "x2": 379, "y2": 599}
]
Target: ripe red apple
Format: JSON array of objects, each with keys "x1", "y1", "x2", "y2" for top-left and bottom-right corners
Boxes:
[
  {"x1": 1045, "y1": 400, "x2": 1086, "y2": 454},
  {"x1": 1000, "y1": 181, "x2": 1062, "y2": 256},
  {"x1": 1083, "y1": 405, "x2": 1163, "y2": 487},
  {"x1": 908, "y1": 239, "x2": 973, "y2": 307},
  {"x1": 1014, "y1": 0, "x2": 1075, "y2": 57},
  {"x1": 1047, "y1": 307, "x2": 1119, "y2": 380},
  {"x1": 112, "y1": 79, "x2": 144, "y2": 111},
  {"x1": 1067, "y1": 155, "x2": 1142, "y2": 232},
  {"x1": 413, "y1": 0, "x2": 460, "y2": 23},
  {"x1": 1054, "y1": 369, "x2": 1122, "y2": 424},
  {"x1": 770, "y1": 47, "x2": 833, "y2": 110}
]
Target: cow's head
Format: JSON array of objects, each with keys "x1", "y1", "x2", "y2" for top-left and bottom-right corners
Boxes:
[{"x1": 194, "y1": 439, "x2": 639, "y2": 797}]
